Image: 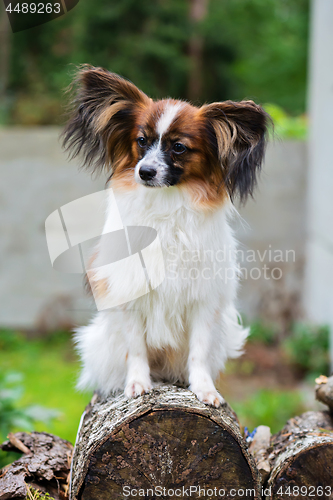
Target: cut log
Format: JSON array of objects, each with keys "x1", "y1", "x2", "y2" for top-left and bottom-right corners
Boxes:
[
  {"x1": 266, "y1": 411, "x2": 333, "y2": 499},
  {"x1": 248, "y1": 426, "x2": 272, "y2": 483},
  {"x1": 70, "y1": 385, "x2": 261, "y2": 500},
  {"x1": 316, "y1": 374, "x2": 333, "y2": 412},
  {"x1": 0, "y1": 432, "x2": 73, "y2": 500}
]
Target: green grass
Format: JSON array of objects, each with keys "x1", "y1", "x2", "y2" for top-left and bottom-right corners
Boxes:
[
  {"x1": 26, "y1": 487, "x2": 55, "y2": 500},
  {"x1": 232, "y1": 389, "x2": 305, "y2": 434},
  {"x1": 0, "y1": 330, "x2": 91, "y2": 445}
]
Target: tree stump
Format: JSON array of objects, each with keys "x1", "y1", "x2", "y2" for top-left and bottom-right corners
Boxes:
[
  {"x1": 266, "y1": 411, "x2": 333, "y2": 500},
  {"x1": 70, "y1": 385, "x2": 260, "y2": 499}
]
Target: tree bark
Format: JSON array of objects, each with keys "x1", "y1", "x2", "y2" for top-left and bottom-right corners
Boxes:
[
  {"x1": 266, "y1": 411, "x2": 333, "y2": 499},
  {"x1": 0, "y1": 1, "x2": 11, "y2": 101},
  {"x1": 0, "y1": 432, "x2": 73, "y2": 500},
  {"x1": 70, "y1": 384, "x2": 261, "y2": 500},
  {"x1": 187, "y1": 0, "x2": 208, "y2": 102}
]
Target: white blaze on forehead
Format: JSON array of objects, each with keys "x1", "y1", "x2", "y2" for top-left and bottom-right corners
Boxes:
[
  {"x1": 156, "y1": 102, "x2": 183, "y2": 137},
  {"x1": 135, "y1": 101, "x2": 183, "y2": 186}
]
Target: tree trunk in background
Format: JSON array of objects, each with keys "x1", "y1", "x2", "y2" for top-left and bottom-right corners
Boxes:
[
  {"x1": 0, "y1": 2, "x2": 11, "y2": 101},
  {"x1": 187, "y1": 0, "x2": 208, "y2": 102},
  {"x1": 70, "y1": 385, "x2": 261, "y2": 500}
]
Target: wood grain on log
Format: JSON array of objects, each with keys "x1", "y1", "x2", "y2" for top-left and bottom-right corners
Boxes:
[
  {"x1": 266, "y1": 411, "x2": 333, "y2": 500},
  {"x1": 0, "y1": 432, "x2": 73, "y2": 500},
  {"x1": 70, "y1": 385, "x2": 260, "y2": 500}
]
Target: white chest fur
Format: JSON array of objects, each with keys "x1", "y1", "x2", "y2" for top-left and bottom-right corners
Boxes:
[{"x1": 76, "y1": 185, "x2": 248, "y2": 400}]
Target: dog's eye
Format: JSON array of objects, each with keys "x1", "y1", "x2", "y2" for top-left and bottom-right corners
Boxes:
[
  {"x1": 137, "y1": 137, "x2": 147, "y2": 148},
  {"x1": 173, "y1": 143, "x2": 186, "y2": 154}
]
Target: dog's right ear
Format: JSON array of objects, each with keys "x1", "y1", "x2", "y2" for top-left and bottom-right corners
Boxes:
[{"x1": 62, "y1": 66, "x2": 150, "y2": 174}]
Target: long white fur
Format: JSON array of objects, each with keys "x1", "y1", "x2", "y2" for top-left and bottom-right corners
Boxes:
[
  {"x1": 75, "y1": 184, "x2": 248, "y2": 406},
  {"x1": 75, "y1": 103, "x2": 249, "y2": 407}
]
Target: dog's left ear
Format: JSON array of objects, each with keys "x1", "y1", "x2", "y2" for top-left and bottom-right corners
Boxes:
[
  {"x1": 62, "y1": 66, "x2": 151, "y2": 174},
  {"x1": 202, "y1": 100, "x2": 270, "y2": 203}
]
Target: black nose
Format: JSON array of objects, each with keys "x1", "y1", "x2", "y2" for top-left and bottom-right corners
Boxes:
[{"x1": 139, "y1": 165, "x2": 157, "y2": 181}]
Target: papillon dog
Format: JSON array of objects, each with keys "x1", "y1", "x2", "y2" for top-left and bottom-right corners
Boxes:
[{"x1": 62, "y1": 66, "x2": 269, "y2": 407}]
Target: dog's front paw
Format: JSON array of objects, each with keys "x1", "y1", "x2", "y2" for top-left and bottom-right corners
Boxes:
[
  {"x1": 190, "y1": 386, "x2": 225, "y2": 408},
  {"x1": 124, "y1": 380, "x2": 152, "y2": 398}
]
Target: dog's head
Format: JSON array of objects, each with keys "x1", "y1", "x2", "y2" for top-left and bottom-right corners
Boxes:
[{"x1": 62, "y1": 66, "x2": 270, "y2": 207}]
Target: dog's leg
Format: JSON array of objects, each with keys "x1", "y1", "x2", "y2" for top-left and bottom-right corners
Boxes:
[
  {"x1": 188, "y1": 305, "x2": 224, "y2": 408},
  {"x1": 123, "y1": 315, "x2": 152, "y2": 398}
]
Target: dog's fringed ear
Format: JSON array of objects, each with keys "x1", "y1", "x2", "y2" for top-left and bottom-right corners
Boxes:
[
  {"x1": 62, "y1": 65, "x2": 150, "y2": 173},
  {"x1": 202, "y1": 100, "x2": 270, "y2": 203}
]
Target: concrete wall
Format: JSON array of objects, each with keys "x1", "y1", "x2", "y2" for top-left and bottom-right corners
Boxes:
[
  {"x1": 305, "y1": 0, "x2": 333, "y2": 367},
  {"x1": 1, "y1": 128, "x2": 104, "y2": 330},
  {"x1": 237, "y1": 140, "x2": 308, "y2": 328},
  {"x1": 0, "y1": 127, "x2": 307, "y2": 329}
]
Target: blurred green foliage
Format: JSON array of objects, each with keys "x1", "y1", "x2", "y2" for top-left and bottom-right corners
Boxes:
[
  {"x1": 233, "y1": 389, "x2": 305, "y2": 434},
  {"x1": 283, "y1": 323, "x2": 330, "y2": 379},
  {"x1": 265, "y1": 103, "x2": 308, "y2": 140},
  {"x1": 248, "y1": 319, "x2": 330, "y2": 378},
  {"x1": 0, "y1": 369, "x2": 59, "y2": 468},
  {"x1": 0, "y1": 371, "x2": 56, "y2": 438},
  {"x1": 219, "y1": 0, "x2": 309, "y2": 113},
  {"x1": 2, "y1": 0, "x2": 309, "y2": 125},
  {"x1": 0, "y1": 329, "x2": 91, "y2": 469},
  {"x1": 248, "y1": 320, "x2": 278, "y2": 345}
]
